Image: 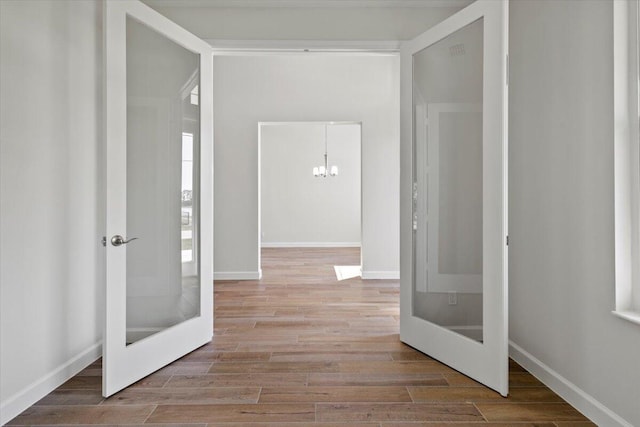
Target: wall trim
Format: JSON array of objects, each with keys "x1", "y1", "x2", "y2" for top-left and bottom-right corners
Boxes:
[
  {"x1": 509, "y1": 341, "x2": 633, "y2": 427},
  {"x1": 361, "y1": 270, "x2": 400, "y2": 280},
  {"x1": 149, "y1": 0, "x2": 471, "y2": 9},
  {"x1": 261, "y1": 242, "x2": 361, "y2": 248},
  {"x1": 207, "y1": 39, "x2": 401, "y2": 54},
  {"x1": 0, "y1": 341, "x2": 102, "y2": 425},
  {"x1": 214, "y1": 270, "x2": 262, "y2": 280}
]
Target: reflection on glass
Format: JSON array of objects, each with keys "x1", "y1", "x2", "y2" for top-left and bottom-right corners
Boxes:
[
  {"x1": 182, "y1": 132, "x2": 194, "y2": 264},
  {"x1": 125, "y1": 17, "x2": 200, "y2": 345},
  {"x1": 412, "y1": 18, "x2": 484, "y2": 342}
]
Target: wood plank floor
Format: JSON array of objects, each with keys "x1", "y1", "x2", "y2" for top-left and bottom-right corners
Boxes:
[{"x1": 8, "y1": 248, "x2": 594, "y2": 426}]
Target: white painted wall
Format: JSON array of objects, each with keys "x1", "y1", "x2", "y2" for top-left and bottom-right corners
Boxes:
[
  {"x1": 213, "y1": 55, "x2": 399, "y2": 278},
  {"x1": 261, "y1": 123, "x2": 361, "y2": 247},
  {"x1": 509, "y1": 1, "x2": 640, "y2": 425},
  {"x1": 0, "y1": 0, "x2": 103, "y2": 423}
]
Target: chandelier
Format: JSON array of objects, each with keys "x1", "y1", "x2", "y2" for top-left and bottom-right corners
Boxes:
[{"x1": 313, "y1": 124, "x2": 338, "y2": 178}]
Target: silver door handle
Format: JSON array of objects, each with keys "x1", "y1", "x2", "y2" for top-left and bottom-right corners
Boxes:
[{"x1": 110, "y1": 235, "x2": 139, "y2": 247}]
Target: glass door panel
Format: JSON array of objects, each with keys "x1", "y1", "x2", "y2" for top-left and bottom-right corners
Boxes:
[
  {"x1": 125, "y1": 16, "x2": 201, "y2": 344},
  {"x1": 413, "y1": 18, "x2": 484, "y2": 343}
]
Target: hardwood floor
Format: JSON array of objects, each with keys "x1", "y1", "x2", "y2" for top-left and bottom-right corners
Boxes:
[{"x1": 8, "y1": 248, "x2": 593, "y2": 426}]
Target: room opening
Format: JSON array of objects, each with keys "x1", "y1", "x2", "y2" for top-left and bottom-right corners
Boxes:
[{"x1": 258, "y1": 122, "x2": 362, "y2": 279}]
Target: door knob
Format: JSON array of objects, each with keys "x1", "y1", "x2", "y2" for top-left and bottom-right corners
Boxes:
[{"x1": 110, "y1": 235, "x2": 139, "y2": 247}]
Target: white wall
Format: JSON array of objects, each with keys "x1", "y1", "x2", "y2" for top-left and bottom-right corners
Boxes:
[
  {"x1": 0, "y1": 0, "x2": 103, "y2": 423},
  {"x1": 213, "y1": 55, "x2": 399, "y2": 278},
  {"x1": 509, "y1": 1, "x2": 640, "y2": 425},
  {"x1": 261, "y1": 123, "x2": 361, "y2": 247},
  {"x1": 142, "y1": 0, "x2": 465, "y2": 281}
]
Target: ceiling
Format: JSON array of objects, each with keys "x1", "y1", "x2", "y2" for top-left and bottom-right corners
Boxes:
[{"x1": 142, "y1": 0, "x2": 472, "y2": 41}]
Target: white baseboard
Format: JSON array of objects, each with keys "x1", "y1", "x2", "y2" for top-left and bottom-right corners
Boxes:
[
  {"x1": 509, "y1": 341, "x2": 633, "y2": 427},
  {"x1": 0, "y1": 341, "x2": 102, "y2": 425},
  {"x1": 261, "y1": 242, "x2": 361, "y2": 248},
  {"x1": 214, "y1": 270, "x2": 262, "y2": 280},
  {"x1": 361, "y1": 270, "x2": 400, "y2": 280}
]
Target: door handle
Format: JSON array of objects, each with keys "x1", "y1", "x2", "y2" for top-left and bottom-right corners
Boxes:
[{"x1": 110, "y1": 235, "x2": 139, "y2": 247}]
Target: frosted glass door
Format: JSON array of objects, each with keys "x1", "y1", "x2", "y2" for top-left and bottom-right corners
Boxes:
[
  {"x1": 413, "y1": 18, "x2": 484, "y2": 342},
  {"x1": 103, "y1": 0, "x2": 213, "y2": 397},
  {"x1": 125, "y1": 15, "x2": 201, "y2": 345},
  {"x1": 400, "y1": 0, "x2": 509, "y2": 395}
]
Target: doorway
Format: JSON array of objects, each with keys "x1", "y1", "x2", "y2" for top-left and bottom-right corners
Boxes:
[
  {"x1": 211, "y1": 53, "x2": 399, "y2": 282},
  {"x1": 258, "y1": 122, "x2": 363, "y2": 277}
]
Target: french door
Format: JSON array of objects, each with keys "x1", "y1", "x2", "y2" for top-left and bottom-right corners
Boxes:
[
  {"x1": 399, "y1": 0, "x2": 509, "y2": 395},
  {"x1": 103, "y1": 0, "x2": 213, "y2": 397}
]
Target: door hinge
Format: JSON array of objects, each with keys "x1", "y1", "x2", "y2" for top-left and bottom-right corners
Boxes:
[{"x1": 506, "y1": 235, "x2": 509, "y2": 246}]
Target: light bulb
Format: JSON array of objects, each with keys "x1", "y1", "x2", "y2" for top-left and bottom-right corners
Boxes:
[
  {"x1": 318, "y1": 166, "x2": 326, "y2": 176},
  {"x1": 313, "y1": 167, "x2": 319, "y2": 177},
  {"x1": 330, "y1": 165, "x2": 339, "y2": 176}
]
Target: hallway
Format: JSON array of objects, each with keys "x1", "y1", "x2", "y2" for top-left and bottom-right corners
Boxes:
[{"x1": 9, "y1": 248, "x2": 592, "y2": 425}]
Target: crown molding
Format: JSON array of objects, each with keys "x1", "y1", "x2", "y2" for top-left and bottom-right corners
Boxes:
[
  {"x1": 207, "y1": 39, "x2": 401, "y2": 54},
  {"x1": 145, "y1": 0, "x2": 471, "y2": 9}
]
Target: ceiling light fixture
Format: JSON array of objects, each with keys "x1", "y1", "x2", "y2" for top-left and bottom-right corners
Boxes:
[{"x1": 313, "y1": 124, "x2": 338, "y2": 178}]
